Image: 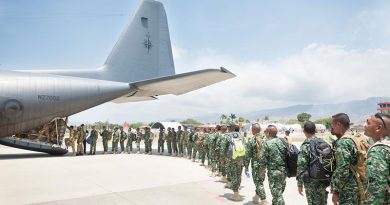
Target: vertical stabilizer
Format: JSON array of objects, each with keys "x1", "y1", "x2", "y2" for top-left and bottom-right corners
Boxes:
[{"x1": 103, "y1": 0, "x2": 175, "y2": 82}]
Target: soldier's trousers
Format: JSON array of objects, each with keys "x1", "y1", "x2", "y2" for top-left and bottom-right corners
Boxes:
[
  {"x1": 112, "y1": 141, "x2": 119, "y2": 153},
  {"x1": 172, "y1": 140, "x2": 178, "y2": 154},
  {"x1": 158, "y1": 140, "x2": 164, "y2": 153},
  {"x1": 89, "y1": 141, "x2": 97, "y2": 154},
  {"x1": 136, "y1": 139, "x2": 141, "y2": 152},
  {"x1": 253, "y1": 162, "x2": 266, "y2": 200},
  {"x1": 268, "y1": 169, "x2": 286, "y2": 205},
  {"x1": 338, "y1": 185, "x2": 360, "y2": 205},
  {"x1": 199, "y1": 145, "x2": 205, "y2": 163},
  {"x1": 144, "y1": 140, "x2": 149, "y2": 153},
  {"x1": 148, "y1": 139, "x2": 153, "y2": 153},
  {"x1": 178, "y1": 142, "x2": 183, "y2": 155},
  {"x1": 77, "y1": 142, "x2": 84, "y2": 155},
  {"x1": 230, "y1": 157, "x2": 244, "y2": 192},
  {"x1": 210, "y1": 152, "x2": 218, "y2": 172},
  {"x1": 183, "y1": 141, "x2": 188, "y2": 156},
  {"x1": 120, "y1": 141, "x2": 125, "y2": 152},
  {"x1": 126, "y1": 140, "x2": 133, "y2": 153},
  {"x1": 102, "y1": 139, "x2": 108, "y2": 152},
  {"x1": 219, "y1": 158, "x2": 226, "y2": 176},
  {"x1": 226, "y1": 158, "x2": 232, "y2": 181},
  {"x1": 303, "y1": 181, "x2": 328, "y2": 205},
  {"x1": 192, "y1": 144, "x2": 198, "y2": 159},
  {"x1": 166, "y1": 140, "x2": 172, "y2": 154},
  {"x1": 187, "y1": 143, "x2": 193, "y2": 158}
]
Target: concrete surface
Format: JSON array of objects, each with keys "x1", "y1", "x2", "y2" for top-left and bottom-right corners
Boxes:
[{"x1": 0, "y1": 141, "x2": 332, "y2": 205}]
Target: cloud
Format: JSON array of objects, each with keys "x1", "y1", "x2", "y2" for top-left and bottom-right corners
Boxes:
[{"x1": 70, "y1": 43, "x2": 390, "y2": 124}]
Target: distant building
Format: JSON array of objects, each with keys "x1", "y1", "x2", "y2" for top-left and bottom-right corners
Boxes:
[{"x1": 377, "y1": 102, "x2": 390, "y2": 114}]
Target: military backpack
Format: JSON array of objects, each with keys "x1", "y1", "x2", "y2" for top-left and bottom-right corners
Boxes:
[
  {"x1": 227, "y1": 132, "x2": 246, "y2": 160},
  {"x1": 279, "y1": 138, "x2": 299, "y2": 178},
  {"x1": 302, "y1": 138, "x2": 335, "y2": 181}
]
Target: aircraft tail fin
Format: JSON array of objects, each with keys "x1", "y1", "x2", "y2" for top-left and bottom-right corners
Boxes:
[{"x1": 102, "y1": 0, "x2": 175, "y2": 82}]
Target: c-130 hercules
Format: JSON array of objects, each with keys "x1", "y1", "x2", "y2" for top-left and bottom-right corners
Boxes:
[{"x1": 0, "y1": 0, "x2": 235, "y2": 154}]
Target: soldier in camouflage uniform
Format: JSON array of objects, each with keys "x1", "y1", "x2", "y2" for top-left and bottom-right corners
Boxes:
[
  {"x1": 187, "y1": 128, "x2": 195, "y2": 159},
  {"x1": 213, "y1": 126, "x2": 222, "y2": 175},
  {"x1": 227, "y1": 125, "x2": 246, "y2": 201},
  {"x1": 158, "y1": 127, "x2": 166, "y2": 154},
  {"x1": 166, "y1": 127, "x2": 173, "y2": 155},
  {"x1": 100, "y1": 126, "x2": 110, "y2": 154},
  {"x1": 143, "y1": 127, "x2": 152, "y2": 154},
  {"x1": 136, "y1": 127, "x2": 142, "y2": 154},
  {"x1": 258, "y1": 125, "x2": 287, "y2": 205},
  {"x1": 177, "y1": 126, "x2": 184, "y2": 157},
  {"x1": 172, "y1": 128, "x2": 178, "y2": 156},
  {"x1": 218, "y1": 125, "x2": 228, "y2": 182},
  {"x1": 297, "y1": 121, "x2": 328, "y2": 205},
  {"x1": 119, "y1": 127, "x2": 127, "y2": 153},
  {"x1": 207, "y1": 127, "x2": 218, "y2": 176},
  {"x1": 363, "y1": 113, "x2": 390, "y2": 205},
  {"x1": 65, "y1": 125, "x2": 77, "y2": 156},
  {"x1": 147, "y1": 127, "x2": 153, "y2": 154},
  {"x1": 76, "y1": 126, "x2": 86, "y2": 156},
  {"x1": 111, "y1": 127, "x2": 120, "y2": 154},
  {"x1": 330, "y1": 113, "x2": 360, "y2": 205},
  {"x1": 182, "y1": 126, "x2": 189, "y2": 158},
  {"x1": 192, "y1": 128, "x2": 200, "y2": 162},
  {"x1": 89, "y1": 126, "x2": 98, "y2": 155},
  {"x1": 126, "y1": 128, "x2": 134, "y2": 154},
  {"x1": 198, "y1": 129, "x2": 207, "y2": 166},
  {"x1": 245, "y1": 123, "x2": 268, "y2": 204}
]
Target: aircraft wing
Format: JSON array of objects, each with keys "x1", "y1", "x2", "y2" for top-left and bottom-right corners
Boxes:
[{"x1": 112, "y1": 67, "x2": 235, "y2": 103}]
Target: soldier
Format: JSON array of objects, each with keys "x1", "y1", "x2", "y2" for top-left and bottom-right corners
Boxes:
[
  {"x1": 136, "y1": 127, "x2": 142, "y2": 154},
  {"x1": 111, "y1": 127, "x2": 120, "y2": 154},
  {"x1": 100, "y1": 126, "x2": 110, "y2": 154},
  {"x1": 65, "y1": 125, "x2": 76, "y2": 156},
  {"x1": 258, "y1": 125, "x2": 287, "y2": 205},
  {"x1": 245, "y1": 123, "x2": 268, "y2": 204},
  {"x1": 182, "y1": 126, "x2": 189, "y2": 158},
  {"x1": 297, "y1": 121, "x2": 328, "y2": 205},
  {"x1": 89, "y1": 126, "x2": 98, "y2": 155},
  {"x1": 187, "y1": 128, "x2": 195, "y2": 159},
  {"x1": 192, "y1": 127, "x2": 200, "y2": 162},
  {"x1": 158, "y1": 127, "x2": 166, "y2": 155},
  {"x1": 76, "y1": 126, "x2": 86, "y2": 156},
  {"x1": 172, "y1": 127, "x2": 178, "y2": 156},
  {"x1": 126, "y1": 128, "x2": 134, "y2": 154},
  {"x1": 363, "y1": 113, "x2": 390, "y2": 205},
  {"x1": 143, "y1": 127, "x2": 152, "y2": 154},
  {"x1": 81, "y1": 124, "x2": 87, "y2": 154},
  {"x1": 166, "y1": 127, "x2": 173, "y2": 155},
  {"x1": 331, "y1": 113, "x2": 361, "y2": 205},
  {"x1": 119, "y1": 127, "x2": 127, "y2": 153},
  {"x1": 218, "y1": 125, "x2": 228, "y2": 182},
  {"x1": 147, "y1": 127, "x2": 153, "y2": 154},
  {"x1": 198, "y1": 128, "x2": 207, "y2": 166},
  {"x1": 226, "y1": 124, "x2": 246, "y2": 201},
  {"x1": 177, "y1": 126, "x2": 184, "y2": 157},
  {"x1": 207, "y1": 127, "x2": 218, "y2": 177}
]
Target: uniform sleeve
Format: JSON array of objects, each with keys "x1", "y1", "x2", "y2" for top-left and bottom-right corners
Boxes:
[
  {"x1": 258, "y1": 143, "x2": 268, "y2": 179},
  {"x1": 332, "y1": 139, "x2": 356, "y2": 193},
  {"x1": 364, "y1": 147, "x2": 389, "y2": 205},
  {"x1": 296, "y1": 143, "x2": 310, "y2": 187},
  {"x1": 245, "y1": 139, "x2": 254, "y2": 169}
]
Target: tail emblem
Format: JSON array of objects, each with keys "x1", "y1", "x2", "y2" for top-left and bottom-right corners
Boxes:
[{"x1": 143, "y1": 32, "x2": 153, "y2": 53}]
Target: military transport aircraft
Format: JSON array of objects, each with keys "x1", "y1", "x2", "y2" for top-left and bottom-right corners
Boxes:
[{"x1": 0, "y1": 0, "x2": 235, "y2": 154}]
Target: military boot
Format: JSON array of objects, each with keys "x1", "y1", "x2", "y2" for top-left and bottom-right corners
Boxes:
[
  {"x1": 252, "y1": 195, "x2": 259, "y2": 204},
  {"x1": 259, "y1": 199, "x2": 269, "y2": 205},
  {"x1": 231, "y1": 191, "x2": 241, "y2": 201},
  {"x1": 224, "y1": 181, "x2": 231, "y2": 188},
  {"x1": 221, "y1": 176, "x2": 227, "y2": 183}
]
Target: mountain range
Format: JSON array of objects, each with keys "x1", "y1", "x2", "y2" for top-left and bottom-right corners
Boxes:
[{"x1": 190, "y1": 97, "x2": 390, "y2": 123}]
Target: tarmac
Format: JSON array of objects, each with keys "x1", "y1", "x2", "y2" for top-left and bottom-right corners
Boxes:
[{"x1": 0, "y1": 141, "x2": 333, "y2": 205}]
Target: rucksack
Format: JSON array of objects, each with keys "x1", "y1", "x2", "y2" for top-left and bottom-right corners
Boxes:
[
  {"x1": 280, "y1": 138, "x2": 299, "y2": 178},
  {"x1": 304, "y1": 138, "x2": 335, "y2": 180},
  {"x1": 227, "y1": 132, "x2": 246, "y2": 160},
  {"x1": 341, "y1": 135, "x2": 370, "y2": 201}
]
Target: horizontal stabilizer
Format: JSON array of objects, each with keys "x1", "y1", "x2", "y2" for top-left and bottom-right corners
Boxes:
[{"x1": 112, "y1": 67, "x2": 235, "y2": 103}]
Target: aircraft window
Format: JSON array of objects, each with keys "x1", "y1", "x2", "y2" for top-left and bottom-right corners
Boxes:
[{"x1": 141, "y1": 17, "x2": 148, "y2": 28}]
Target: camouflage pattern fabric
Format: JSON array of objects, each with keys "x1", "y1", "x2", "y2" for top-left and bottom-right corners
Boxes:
[
  {"x1": 332, "y1": 136, "x2": 360, "y2": 205},
  {"x1": 363, "y1": 139, "x2": 390, "y2": 205},
  {"x1": 258, "y1": 136, "x2": 287, "y2": 205},
  {"x1": 297, "y1": 136, "x2": 329, "y2": 205}
]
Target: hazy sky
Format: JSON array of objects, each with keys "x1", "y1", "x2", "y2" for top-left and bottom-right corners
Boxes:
[{"x1": 1, "y1": 0, "x2": 390, "y2": 124}]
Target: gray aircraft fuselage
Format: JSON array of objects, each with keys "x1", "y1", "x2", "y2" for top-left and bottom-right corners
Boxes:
[{"x1": 0, "y1": 70, "x2": 130, "y2": 137}]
